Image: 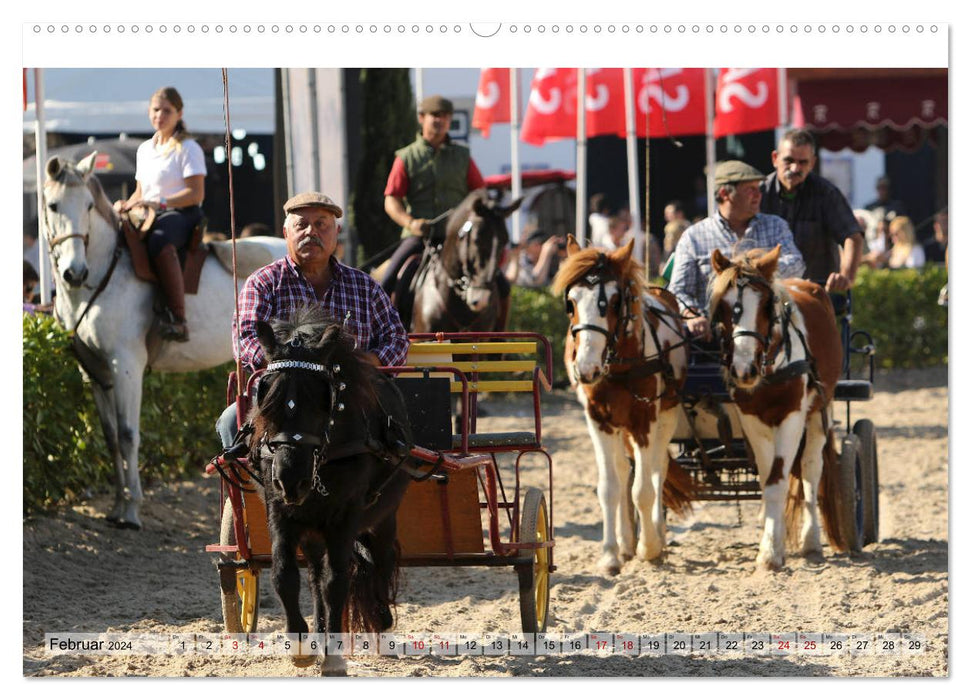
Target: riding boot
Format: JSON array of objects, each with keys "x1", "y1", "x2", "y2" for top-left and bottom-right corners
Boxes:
[
  {"x1": 495, "y1": 292, "x2": 511, "y2": 332},
  {"x1": 153, "y1": 244, "x2": 189, "y2": 342}
]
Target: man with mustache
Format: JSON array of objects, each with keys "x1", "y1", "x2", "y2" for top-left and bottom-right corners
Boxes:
[
  {"x1": 760, "y1": 128, "x2": 863, "y2": 292},
  {"x1": 215, "y1": 192, "x2": 408, "y2": 448}
]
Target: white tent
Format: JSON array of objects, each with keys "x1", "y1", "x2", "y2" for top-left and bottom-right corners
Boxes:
[{"x1": 23, "y1": 68, "x2": 275, "y2": 135}]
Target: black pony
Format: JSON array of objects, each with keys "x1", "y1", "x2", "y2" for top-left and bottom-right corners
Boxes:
[
  {"x1": 249, "y1": 306, "x2": 413, "y2": 673},
  {"x1": 408, "y1": 189, "x2": 523, "y2": 333}
]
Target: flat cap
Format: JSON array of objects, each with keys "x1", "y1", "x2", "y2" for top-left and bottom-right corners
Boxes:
[
  {"x1": 714, "y1": 160, "x2": 765, "y2": 187},
  {"x1": 419, "y1": 94, "x2": 454, "y2": 114},
  {"x1": 283, "y1": 192, "x2": 343, "y2": 218}
]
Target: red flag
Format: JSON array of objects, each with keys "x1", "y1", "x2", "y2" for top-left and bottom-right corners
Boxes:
[
  {"x1": 634, "y1": 68, "x2": 708, "y2": 137},
  {"x1": 585, "y1": 69, "x2": 626, "y2": 138},
  {"x1": 472, "y1": 68, "x2": 511, "y2": 138},
  {"x1": 713, "y1": 68, "x2": 782, "y2": 138},
  {"x1": 521, "y1": 68, "x2": 579, "y2": 146}
]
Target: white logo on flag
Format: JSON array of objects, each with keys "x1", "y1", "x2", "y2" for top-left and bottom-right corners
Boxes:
[{"x1": 476, "y1": 81, "x2": 500, "y2": 109}]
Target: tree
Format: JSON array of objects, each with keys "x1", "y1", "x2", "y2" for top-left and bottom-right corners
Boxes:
[{"x1": 349, "y1": 69, "x2": 416, "y2": 263}]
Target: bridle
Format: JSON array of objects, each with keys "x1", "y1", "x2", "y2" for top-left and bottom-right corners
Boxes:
[
  {"x1": 256, "y1": 346, "x2": 346, "y2": 498},
  {"x1": 445, "y1": 214, "x2": 503, "y2": 300},
  {"x1": 564, "y1": 253, "x2": 687, "y2": 393},
  {"x1": 720, "y1": 272, "x2": 813, "y2": 385}
]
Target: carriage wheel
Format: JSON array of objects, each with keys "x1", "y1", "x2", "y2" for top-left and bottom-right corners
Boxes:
[
  {"x1": 516, "y1": 488, "x2": 551, "y2": 633},
  {"x1": 852, "y1": 419, "x2": 880, "y2": 545},
  {"x1": 219, "y1": 498, "x2": 261, "y2": 633},
  {"x1": 836, "y1": 434, "x2": 864, "y2": 554}
]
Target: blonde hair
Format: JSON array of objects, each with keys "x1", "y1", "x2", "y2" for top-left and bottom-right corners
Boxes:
[
  {"x1": 887, "y1": 216, "x2": 916, "y2": 269},
  {"x1": 888, "y1": 216, "x2": 915, "y2": 246}
]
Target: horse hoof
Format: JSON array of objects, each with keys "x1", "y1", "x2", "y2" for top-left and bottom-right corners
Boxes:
[
  {"x1": 106, "y1": 517, "x2": 142, "y2": 531},
  {"x1": 321, "y1": 656, "x2": 347, "y2": 676},
  {"x1": 291, "y1": 654, "x2": 319, "y2": 668},
  {"x1": 755, "y1": 556, "x2": 784, "y2": 572},
  {"x1": 378, "y1": 605, "x2": 394, "y2": 631},
  {"x1": 636, "y1": 544, "x2": 664, "y2": 562},
  {"x1": 598, "y1": 561, "x2": 622, "y2": 577}
]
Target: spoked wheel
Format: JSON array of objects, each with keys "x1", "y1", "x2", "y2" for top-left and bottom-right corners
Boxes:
[
  {"x1": 219, "y1": 498, "x2": 260, "y2": 633},
  {"x1": 852, "y1": 419, "x2": 880, "y2": 545},
  {"x1": 516, "y1": 487, "x2": 551, "y2": 633},
  {"x1": 836, "y1": 434, "x2": 864, "y2": 554}
]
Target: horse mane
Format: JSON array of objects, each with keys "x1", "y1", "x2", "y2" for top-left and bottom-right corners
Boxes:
[
  {"x1": 551, "y1": 246, "x2": 647, "y2": 300},
  {"x1": 707, "y1": 248, "x2": 791, "y2": 320}
]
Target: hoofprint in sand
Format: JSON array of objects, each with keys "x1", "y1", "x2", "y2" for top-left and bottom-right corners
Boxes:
[{"x1": 23, "y1": 368, "x2": 947, "y2": 677}]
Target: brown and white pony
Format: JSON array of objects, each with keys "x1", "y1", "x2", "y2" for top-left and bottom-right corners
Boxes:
[
  {"x1": 553, "y1": 236, "x2": 693, "y2": 575},
  {"x1": 709, "y1": 245, "x2": 848, "y2": 569}
]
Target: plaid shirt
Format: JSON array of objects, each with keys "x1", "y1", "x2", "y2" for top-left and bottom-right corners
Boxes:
[
  {"x1": 760, "y1": 172, "x2": 861, "y2": 282},
  {"x1": 233, "y1": 256, "x2": 409, "y2": 373},
  {"x1": 668, "y1": 212, "x2": 805, "y2": 314}
]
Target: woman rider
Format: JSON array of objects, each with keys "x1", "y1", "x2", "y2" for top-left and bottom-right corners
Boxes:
[{"x1": 115, "y1": 86, "x2": 206, "y2": 342}]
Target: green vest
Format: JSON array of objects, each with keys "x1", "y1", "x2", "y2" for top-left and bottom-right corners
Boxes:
[{"x1": 396, "y1": 134, "x2": 471, "y2": 239}]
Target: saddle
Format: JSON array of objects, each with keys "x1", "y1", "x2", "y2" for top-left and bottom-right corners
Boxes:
[
  {"x1": 392, "y1": 242, "x2": 437, "y2": 331},
  {"x1": 121, "y1": 207, "x2": 208, "y2": 295}
]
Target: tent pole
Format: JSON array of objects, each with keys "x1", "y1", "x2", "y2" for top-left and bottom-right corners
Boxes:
[
  {"x1": 624, "y1": 68, "x2": 644, "y2": 266},
  {"x1": 510, "y1": 68, "x2": 522, "y2": 244},
  {"x1": 575, "y1": 68, "x2": 587, "y2": 246}
]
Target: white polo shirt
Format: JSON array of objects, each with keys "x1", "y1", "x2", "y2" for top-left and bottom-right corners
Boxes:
[{"x1": 135, "y1": 136, "x2": 207, "y2": 203}]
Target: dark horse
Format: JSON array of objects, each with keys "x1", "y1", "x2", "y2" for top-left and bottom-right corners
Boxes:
[
  {"x1": 406, "y1": 189, "x2": 523, "y2": 333},
  {"x1": 249, "y1": 306, "x2": 413, "y2": 673}
]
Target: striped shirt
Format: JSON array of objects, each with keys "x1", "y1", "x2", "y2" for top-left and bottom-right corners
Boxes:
[
  {"x1": 233, "y1": 256, "x2": 409, "y2": 373},
  {"x1": 668, "y1": 212, "x2": 805, "y2": 314}
]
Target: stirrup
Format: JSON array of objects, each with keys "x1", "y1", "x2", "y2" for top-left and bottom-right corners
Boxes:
[{"x1": 158, "y1": 309, "x2": 189, "y2": 342}]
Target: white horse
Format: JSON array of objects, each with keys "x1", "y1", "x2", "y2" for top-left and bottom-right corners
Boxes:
[
  {"x1": 42, "y1": 153, "x2": 287, "y2": 529},
  {"x1": 553, "y1": 238, "x2": 692, "y2": 575}
]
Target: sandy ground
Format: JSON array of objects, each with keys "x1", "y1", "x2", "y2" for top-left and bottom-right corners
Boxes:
[{"x1": 23, "y1": 367, "x2": 948, "y2": 678}]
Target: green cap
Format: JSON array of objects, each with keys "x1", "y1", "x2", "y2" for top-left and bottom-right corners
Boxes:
[
  {"x1": 714, "y1": 160, "x2": 765, "y2": 187},
  {"x1": 419, "y1": 95, "x2": 454, "y2": 114}
]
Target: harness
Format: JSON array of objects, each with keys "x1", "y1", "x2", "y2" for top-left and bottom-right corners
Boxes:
[
  {"x1": 253, "y1": 349, "x2": 413, "y2": 506},
  {"x1": 722, "y1": 273, "x2": 827, "y2": 404},
  {"x1": 422, "y1": 210, "x2": 504, "y2": 331},
  {"x1": 564, "y1": 253, "x2": 688, "y2": 402}
]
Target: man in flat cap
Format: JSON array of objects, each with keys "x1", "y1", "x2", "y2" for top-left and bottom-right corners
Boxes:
[
  {"x1": 668, "y1": 160, "x2": 804, "y2": 339},
  {"x1": 380, "y1": 95, "x2": 493, "y2": 310},
  {"x1": 216, "y1": 192, "x2": 408, "y2": 447},
  {"x1": 760, "y1": 128, "x2": 862, "y2": 291}
]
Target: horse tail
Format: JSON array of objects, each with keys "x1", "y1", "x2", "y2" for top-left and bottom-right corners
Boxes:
[
  {"x1": 817, "y1": 426, "x2": 847, "y2": 552},
  {"x1": 662, "y1": 458, "x2": 696, "y2": 517},
  {"x1": 342, "y1": 535, "x2": 401, "y2": 634},
  {"x1": 783, "y1": 425, "x2": 846, "y2": 552},
  {"x1": 784, "y1": 434, "x2": 807, "y2": 550}
]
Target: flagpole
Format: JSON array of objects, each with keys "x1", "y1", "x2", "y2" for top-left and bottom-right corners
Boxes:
[
  {"x1": 34, "y1": 68, "x2": 51, "y2": 306},
  {"x1": 705, "y1": 68, "x2": 716, "y2": 218},
  {"x1": 415, "y1": 68, "x2": 423, "y2": 108},
  {"x1": 510, "y1": 68, "x2": 522, "y2": 244},
  {"x1": 623, "y1": 68, "x2": 643, "y2": 265},
  {"x1": 776, "y1": 68, "x2": 789, "y2": 145},
  {"x1": 575, "y1": 68, "x2": 587, "y2": 246}
]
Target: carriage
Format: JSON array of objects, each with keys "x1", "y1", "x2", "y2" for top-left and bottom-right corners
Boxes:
[
  {"x1": 205, "y1": 330, "x2": 557, "y2": 635},
  {"x1": 670, "y1": 286, "x2": 880, "y2": 552}
]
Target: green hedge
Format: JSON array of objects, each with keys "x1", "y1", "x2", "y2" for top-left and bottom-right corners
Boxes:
[
  {"x1": 507, "y1": 285, "x2": 571, "y2": 387},
  {"x1": 850, "y1": 265, "x2": 948, "y2": 369},
  {"x1": 504, "y1": 265, "x2": 948, "y2": 382},
  {"x1": 23, "y1": 313, "x2": 233, "y2": 513}
]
